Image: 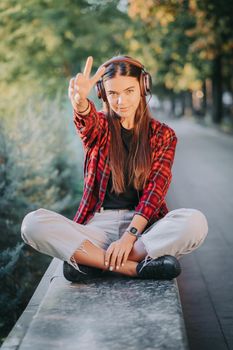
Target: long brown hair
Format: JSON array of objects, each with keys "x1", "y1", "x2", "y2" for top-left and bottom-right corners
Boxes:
[{"x1": 102, "y1": 61, "x2": 153, "y2": 195}]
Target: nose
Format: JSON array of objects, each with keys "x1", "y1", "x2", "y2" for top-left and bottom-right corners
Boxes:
[{"x1": 117, "y1": 94, "x2": 126, "y2": 106}]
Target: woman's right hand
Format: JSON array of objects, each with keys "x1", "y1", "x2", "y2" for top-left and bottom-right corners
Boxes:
[{"x1": 68, "y1": 56, "x2": 106, "y2": 111}]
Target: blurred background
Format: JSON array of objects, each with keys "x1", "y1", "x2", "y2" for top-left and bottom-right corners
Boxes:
[{"x1": 0, "y1": 0, "x2": 233, "y2": 347}]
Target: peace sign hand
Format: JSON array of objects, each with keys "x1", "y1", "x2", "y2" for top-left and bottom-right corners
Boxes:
[{"x1": 68, "y1": 56, "x2": 106, "y2": 110}]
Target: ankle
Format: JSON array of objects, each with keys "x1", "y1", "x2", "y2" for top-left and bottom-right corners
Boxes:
[
  {"x1": 106, "y1": 260, "x2": 137, "y2": 277},
  {"x1": 123, "y1": 261, "x2": 138, "y2": 277}
]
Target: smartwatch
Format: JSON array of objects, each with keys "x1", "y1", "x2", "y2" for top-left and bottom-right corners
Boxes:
[{"x1": 126, "y1": 226, "x2": 141, "y2": 239}]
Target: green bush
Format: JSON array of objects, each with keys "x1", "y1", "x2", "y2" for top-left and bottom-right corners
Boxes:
[{"x1": 0, "y1": 92, "x2": 84, "y2": 344}]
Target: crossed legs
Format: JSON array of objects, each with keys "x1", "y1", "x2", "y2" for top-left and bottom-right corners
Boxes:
[
  {"x1": 21, "y1": 207, "x2": 208, "y2": 278},
  {"x1": 72, "y1": 238, "x2": 148, "y2": 277}
]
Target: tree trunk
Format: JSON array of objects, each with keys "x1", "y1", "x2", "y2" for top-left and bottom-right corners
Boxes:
[
  {"x1": 212, "y1": 54, "x2": 223, "y2": 124},
  {"x1": 202, "y1": 80, "x2": 207, "y2": 116},
  {"x1": 185, "y1": 91, "x2": 193, "y2": 116},
  {"x1": 181, "y1": 91, "x2": 185, "y2": 116},
  {"x1": 171, "y1": 95, "x2": 176, "y2": 116}
]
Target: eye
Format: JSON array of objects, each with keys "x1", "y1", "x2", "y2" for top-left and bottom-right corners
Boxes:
[{"x1": 127, "y1": 89, "x2": 134, "y2": 94}]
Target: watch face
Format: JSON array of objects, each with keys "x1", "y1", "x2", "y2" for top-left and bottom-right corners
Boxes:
[{"x1": 130, "y1": 227, "x2": 138, "y2": 234}]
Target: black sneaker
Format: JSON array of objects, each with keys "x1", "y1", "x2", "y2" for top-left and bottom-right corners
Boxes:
[
  {"x1": 63, "y1": 261, "x2": 104, "y2": 282},
  {"x1": 136, "y1": 255, "x2": 181, "y2": 280}
]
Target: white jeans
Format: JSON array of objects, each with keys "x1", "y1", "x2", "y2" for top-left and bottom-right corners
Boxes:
[{"x1": 21, "y1": 207, "x2": 208, "y2": 273}]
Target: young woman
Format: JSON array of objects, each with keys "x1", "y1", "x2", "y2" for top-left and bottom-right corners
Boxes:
[{"x1": 21, "y1": 55, "x2": 208, "y2": 282}]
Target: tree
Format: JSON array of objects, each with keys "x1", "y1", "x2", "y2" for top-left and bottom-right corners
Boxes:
[{"x1": 127, "y1": 0, "x2": 233, "y2": 123}]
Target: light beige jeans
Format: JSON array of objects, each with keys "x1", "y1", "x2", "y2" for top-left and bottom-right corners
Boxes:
[{"x1": 21, "y1": 207, "x2": 208, "y2": 274}]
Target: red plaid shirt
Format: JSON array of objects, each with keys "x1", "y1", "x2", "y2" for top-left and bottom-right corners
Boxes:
[{"x1": 73, "y1": 100, "x2": 178, "y2": 230}]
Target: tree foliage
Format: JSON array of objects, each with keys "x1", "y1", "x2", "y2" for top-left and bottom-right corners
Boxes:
[{"x1": 127, "y1": 0, "x2": 233, "y2": 121}]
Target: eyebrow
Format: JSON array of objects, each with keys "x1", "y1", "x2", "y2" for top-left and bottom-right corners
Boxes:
[{"x1": 107, "y1": 86, "x2": 135, "y2": 93}]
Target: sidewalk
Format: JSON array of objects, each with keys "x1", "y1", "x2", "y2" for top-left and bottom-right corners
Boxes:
[{"x1": 165, "y1": 115, "x2": 233, "y2": 350}]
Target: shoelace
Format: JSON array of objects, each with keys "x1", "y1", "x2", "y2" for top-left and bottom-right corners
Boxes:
[
  {"x1": 138, "y1": 256, "x2": 165, "y2": 275},
  {"x1": 137, "y1": 256, "x2": 152, "y2": 274}
]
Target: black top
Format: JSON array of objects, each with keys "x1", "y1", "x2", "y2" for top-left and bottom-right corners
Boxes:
[{"x1": 102, "y1": 124, "x2": 143, "y2": 210}]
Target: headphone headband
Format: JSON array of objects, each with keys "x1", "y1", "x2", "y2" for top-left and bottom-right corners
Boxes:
[{"x1": 99, "y1": 55, "x2": 145, "y2": 71}]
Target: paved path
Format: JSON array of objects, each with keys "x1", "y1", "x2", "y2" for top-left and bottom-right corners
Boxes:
[{"x1": 162, "y1": 115, "x2": 233, "y2": 350}]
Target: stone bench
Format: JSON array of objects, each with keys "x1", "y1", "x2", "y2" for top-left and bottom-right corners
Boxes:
[{"x1": 1, "y1": 258, "x2": 189, "y2": 350}]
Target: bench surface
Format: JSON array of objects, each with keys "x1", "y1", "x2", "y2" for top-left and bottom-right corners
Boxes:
[{"x1": 2, "y1": 259, "x2": 189, "y2": 350}]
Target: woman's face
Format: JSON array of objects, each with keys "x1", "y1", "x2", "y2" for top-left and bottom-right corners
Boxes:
[{"x1": 103, "y1": 75, "x2": 141, "y2": 122}]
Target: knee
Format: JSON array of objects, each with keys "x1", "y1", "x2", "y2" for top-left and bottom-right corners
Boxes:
[
  {"x1": 187, "y1": 209, "x2": 208, "y2": 242},
  {"x1": 21, "y1": 208, "x2": 46, "y2": 247}
]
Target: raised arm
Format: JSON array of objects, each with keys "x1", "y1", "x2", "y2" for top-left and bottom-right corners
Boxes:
[{"x1": 68, "y1": 56, "x2": 106, "y2": 149}]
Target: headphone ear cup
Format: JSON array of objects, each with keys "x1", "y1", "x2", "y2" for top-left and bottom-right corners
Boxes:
[
  {"x1": 139, "y1": 72, "x2": 145, "y2": 97},
  {"x1": 95, "y1": 81, "x2": 102, "y2": 99},
  {"x1": 96, "y1": 80, "x2": 107, "y2": 102},
  {"x1": 144, "y1": 72, "x2": 152, "y2": 96},
  {"x1": 140, "y1": 71, "x2": 152, "y2": 96},
  {"x1": 100, "y1": 80, "x2": 107, "y2": 102}
]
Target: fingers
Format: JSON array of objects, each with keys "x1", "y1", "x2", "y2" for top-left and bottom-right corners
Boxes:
[
  {"x1": 105, "y1": 244, "x2": 115, "y2": 270},
  {"x1": 68, "y1": 77, "x2": 75, "y2": 100},
  {"x1": 83, "y1": 56, "x2": 93, "y2": 78},
  {"x1": 116, "y1": 251, "x2": 126, "y2": 269},
  {"x1": 70, "y1": 58, "x2": 106, "y2": 99},
  {"x1": 68, "y1": 58, "x2": 106, "y2": 108},
  {"x1": 105, "y1": 244, "x2": 128, "y2": 271},
  {"x1": 90, "y1": 65, "x2": 106, "y2": 85},
  {"x1": 68, "y1": 77, "x2": 80, "y2": 102},
  {"x1": 69, "y1": 76, "x2": 84, "y2": 105},
  {"x1": 122, "y1": 251, "x2": 130, "y2": 266},
  {"x1": 74, "y1": 72, "x2": 83, "y2": 85},
  {"x1": 105, "y1": 244, "x2": 120, "y2": 270}
]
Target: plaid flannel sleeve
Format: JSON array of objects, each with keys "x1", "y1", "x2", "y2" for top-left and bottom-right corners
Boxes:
[
  {"x1": 134, "y1": 125, "x2": 178, "y2": 224},
  {"x1": 73, "y1": 99, "x2": 104, "y2": 150}
]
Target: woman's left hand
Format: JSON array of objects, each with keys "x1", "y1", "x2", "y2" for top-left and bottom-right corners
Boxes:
[{"x1": 104, "y1": 232, "x2": 136, "y2": 271}]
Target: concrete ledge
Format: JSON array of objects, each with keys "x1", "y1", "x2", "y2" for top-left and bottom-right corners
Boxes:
[
  {"x1": 1, "y1": 258, "x2": 60, "y2": 350},
  {"x1": 1, "y1": 258, "x2": 189, "y2": 350}
]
